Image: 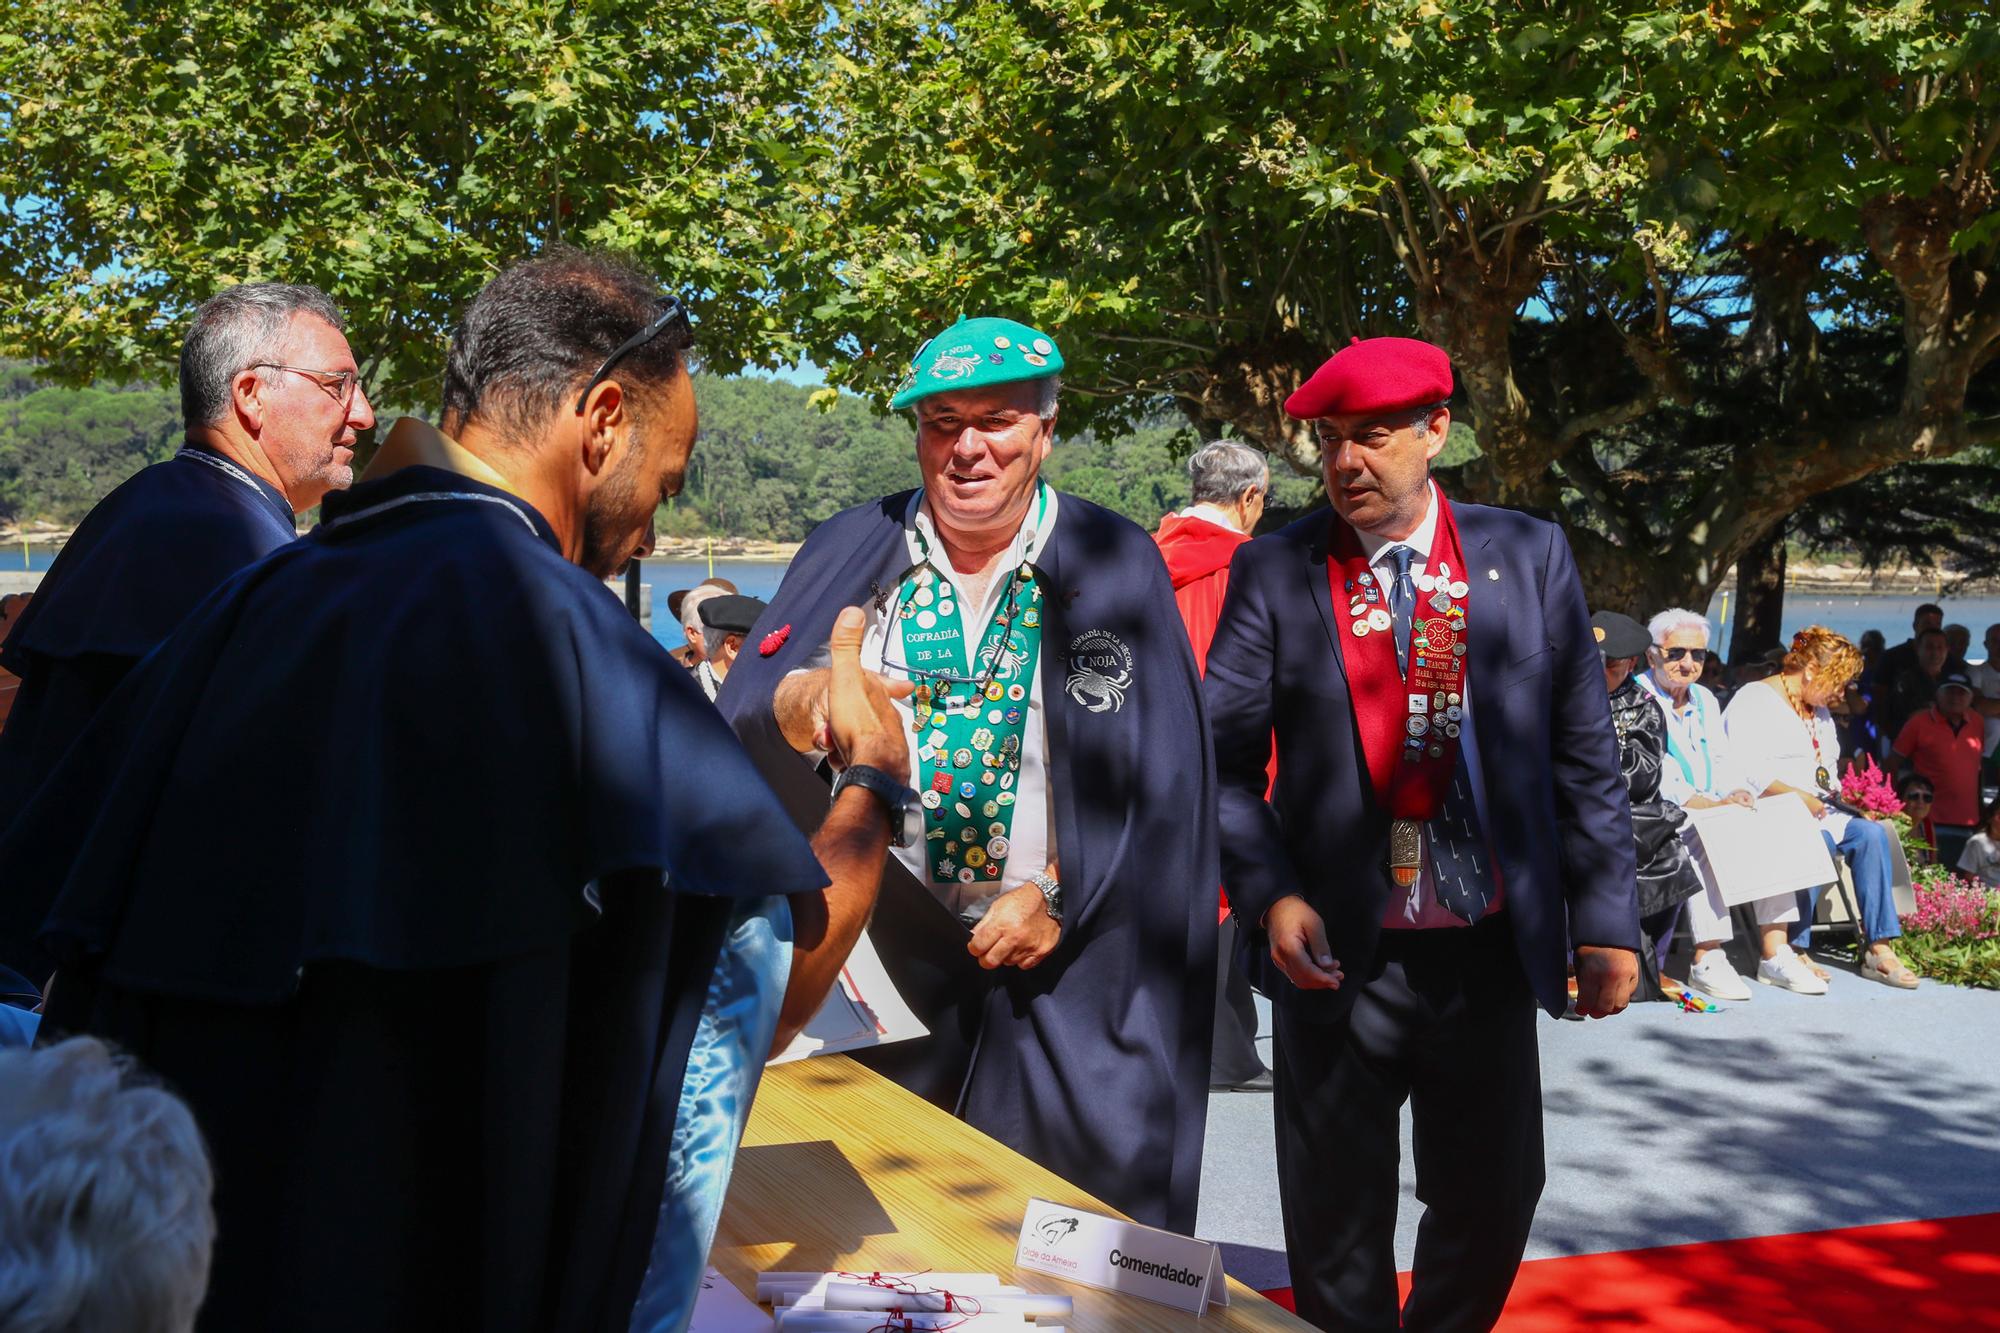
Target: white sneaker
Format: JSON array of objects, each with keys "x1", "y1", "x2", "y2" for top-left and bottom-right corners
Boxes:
[
  {"x1": 1757, "y1": 948, "x2": 1829, "y2": 995},
  {"x1": 1687, "y1": 951, "x2": 1752, "y2": 1002}
]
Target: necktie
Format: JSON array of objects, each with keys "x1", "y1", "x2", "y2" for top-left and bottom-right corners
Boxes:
[
  {"x1": 1382, "y1": 546, "x2": 1492, "y2": 922},
  {"x1": 1428, "y1": 750, "x2": 1494, "y2": 922},
  {"x1": 1385, "y1": 545, "x2": 1416, "y2": 671}
]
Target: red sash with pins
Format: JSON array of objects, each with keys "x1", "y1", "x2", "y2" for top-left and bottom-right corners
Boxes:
[{"x1": 1326, "y1": 494, "x2": 1473, "y2": 887}]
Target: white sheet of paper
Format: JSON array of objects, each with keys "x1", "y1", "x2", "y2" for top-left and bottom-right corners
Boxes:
[
  {"x1": 690, "y1": 1267, "x2": 774, "y2": 1332},
  {"x1": 1680, "y1": 793, "x2": 1839, "y2": 907},
  {"x1": 768, "y1": 930, "x2": 930, "y2": 1066}
]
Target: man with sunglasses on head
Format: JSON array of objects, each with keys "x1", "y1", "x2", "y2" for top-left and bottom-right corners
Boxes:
[
  {"x1": 722, "y1": 316, "x2": 1218, "y2": 1232},
  {"x1": 0, "y1": 282, "x2": 374, "y2": 987},
  {"x1": 0, "y1": 249, "x2": 909, "y2": 1331},
  {"x1": 1203, "y1": 336, "x2": 1640, "y2": 1332}
]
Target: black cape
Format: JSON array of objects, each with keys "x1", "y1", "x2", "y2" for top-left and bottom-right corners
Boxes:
[
  {"x1": 0, "y1": 464, "x2": 826, "y2": 1331},
  {"x1": 720, "y1": 489, "x2": 1217, "y2": 1231},
  {"x1": 0, "y1": 447, "x2": 296, "y2": 983}
]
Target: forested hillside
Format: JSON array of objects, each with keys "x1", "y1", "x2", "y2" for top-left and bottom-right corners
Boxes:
[{"x1": 0, "y1": 365, "x2": 1320, "y2": 536}]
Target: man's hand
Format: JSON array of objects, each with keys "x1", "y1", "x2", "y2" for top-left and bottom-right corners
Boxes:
[
  {"x1": 968, "y1": 883, "x2": 1061, "y2": 970},
  {"x1": 772, "y1": 608, "x2": 913, "y2": 780},
  {"x1": 1264, "y1": 895, "x2": 1343, "y2": 991},
  {"x1": 1573, "y1": 945, "x2": 1638, "y2": 1018}
]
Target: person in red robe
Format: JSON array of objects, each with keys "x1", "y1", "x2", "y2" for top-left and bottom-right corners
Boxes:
[{"x1": 1154, "y1": 440, "x2": 1273, "y2": 1091}]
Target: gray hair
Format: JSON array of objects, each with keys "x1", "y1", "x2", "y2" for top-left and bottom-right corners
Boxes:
[
  {"x1": 179, "y1": 283, "x2": 344, "y2": 430},
  {"x1": 1647, "y1": 607, "x2": 1712, "y2": 646},
  {"x1": 1187, "y1": 440, "x2": 1270, "y2": 504},
  {"x1": 702, "y1": 625, "x2": 742, "y2": 660},
  {"x1": 0, "y1": 1037, "x2": 215, "y2": 1333},
  {"x1": 680, "y1": 585, "x2": 725, "y2": 637},
  {"x1": 1033, "y1": 376, "x2": 1061, "y2": 419}
]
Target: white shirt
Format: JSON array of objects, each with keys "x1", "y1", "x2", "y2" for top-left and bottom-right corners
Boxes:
[
  {"x1": 1175, "y1": 502, "x2": 1243, "y2": 532},
  {"x1": 1636, "y1": 674, "x2": 1745, "y2": 805},
  {"x1": 863, "y1": 490, "x2": 1061, "y2": 920},
  {"x1": 1354, "y1": 485, "x2": 1497, "y2": 928},
  {"x1": 1723, "y1": 680, "x2": 1852, "y2": 840},
  {"x1": 1968, "y1": 659, "x2": 2000, "y2": 757}
]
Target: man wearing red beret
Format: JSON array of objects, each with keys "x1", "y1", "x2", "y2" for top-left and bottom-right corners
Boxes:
[{"x1": 1204, "y1": 336, "x2": 1641, "y2": 1331}]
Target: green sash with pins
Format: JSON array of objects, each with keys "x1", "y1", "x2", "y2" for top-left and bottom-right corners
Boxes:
[{"x1": 896, "y1": 518, "x2": 1046, "y2": 890}]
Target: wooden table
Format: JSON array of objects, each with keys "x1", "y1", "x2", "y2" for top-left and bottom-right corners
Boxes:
[{"x1": 713, "y1": 1055, "x2": 1312, "y2": 1331}]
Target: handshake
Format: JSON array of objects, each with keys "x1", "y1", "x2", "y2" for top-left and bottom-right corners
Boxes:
[{"x1": 771, "y1": 606, "x2": 914, "y2": 782}]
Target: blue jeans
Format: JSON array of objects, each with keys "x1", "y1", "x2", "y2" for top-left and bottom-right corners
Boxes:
[{"x1": 1793, "y1": 817, "x2": 1902, "y2": 949}]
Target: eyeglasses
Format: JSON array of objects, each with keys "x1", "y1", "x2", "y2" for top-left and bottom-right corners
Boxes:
[
  {"x1": 251, "y1": 364, "x2": 359, "y2": 407},
  {"x1": 1653, "y1": 646, "x2": 1701, "y2": 663},
  {"x1": 574, "y1": 295, "x2": 694, "y2": 414}
]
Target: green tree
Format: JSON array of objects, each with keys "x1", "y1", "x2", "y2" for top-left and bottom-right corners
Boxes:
[
  {"x1": 0, "y1": 0, "x2": 824, "y2": 401},
  {"x1": 753, "y1": 0, "x2": 2000, "y2": 609}
]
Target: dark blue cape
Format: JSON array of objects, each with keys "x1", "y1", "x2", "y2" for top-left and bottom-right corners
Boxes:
[
  {"x1": 0, "y1": 465, "x2": 826, "y2": 1330},
  {"x1": 721, "y1": 490, "x2": 1217, "y2": 1231},
  {"x1": 0, "y1": 447, "x2": 295, "y2": 980}
]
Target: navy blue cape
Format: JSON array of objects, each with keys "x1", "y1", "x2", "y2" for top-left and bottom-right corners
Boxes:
[
  {"x1": 0, "y1": 465, "x2": 826, "y2": 1330},
  {"x1": 721, "y1": 489, "x2": 1217, "y2": 1231},
  {"x1": 0, "y1": 447, "x2": 295, "y2": 981}
]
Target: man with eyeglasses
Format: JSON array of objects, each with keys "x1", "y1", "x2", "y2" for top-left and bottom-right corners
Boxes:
[
  {"x1": 0, "y1": 249, "x2": 910, "y2": 1330},
  {"x1": 722, "y1": 316, "x2": 1218, "y2": 1232},
  {"x1": 0, "y1": 282, "x2": 374, "y2": 986},
  {"x1": 1203, "y1": 335, "x2": 1640, "y2": 1331}
]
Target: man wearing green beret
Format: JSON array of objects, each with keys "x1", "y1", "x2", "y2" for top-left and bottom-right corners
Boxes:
[{"x1": 721, "y1": 317, "x2": 1219, "y2": 1230}]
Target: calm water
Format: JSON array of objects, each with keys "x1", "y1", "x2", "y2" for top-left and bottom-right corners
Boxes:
[{"x1": 11, "y1": 545, "x2": 1993, "y2": 661}]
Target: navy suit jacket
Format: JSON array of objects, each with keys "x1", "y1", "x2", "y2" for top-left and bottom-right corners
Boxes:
[{"x1": 1204, "y1": 500, "x2": 1640, "y2": 1020}]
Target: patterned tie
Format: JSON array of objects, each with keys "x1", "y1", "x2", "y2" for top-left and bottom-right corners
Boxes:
[
  {"x1": 1383, "y1": 546, "x2": 1492, "y2": 922},
  {"x1": 1385, "y1": 545, "x2": 1416, "y2": 671},
  {"x1": 1428, "y1": 750, "x2": 1494, "y2": 923}
]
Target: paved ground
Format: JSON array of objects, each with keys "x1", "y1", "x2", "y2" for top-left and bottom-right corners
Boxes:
[{"x1": 1195, "y1": 939, "x2": 2000, "y2": 1293}]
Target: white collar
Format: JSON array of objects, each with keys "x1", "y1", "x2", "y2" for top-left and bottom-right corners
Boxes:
[
  {"x1": 1354, "y1": 481, "x2": 1441, "y2": 566},
  {"x1": 903, "y1": 484, "x2": 1059, "y2": 571},
  {"x1": 1176, "y1": 502, "x2": 1245, "y2": 533}
]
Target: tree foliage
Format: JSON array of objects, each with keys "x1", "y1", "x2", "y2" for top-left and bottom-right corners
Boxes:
[
  {"x1": 0, "y1": 0, "x2": 824, "y2": 402},
  {"x1": 4, "y1": 1, "x2": 1997, "y2": 609},
  {"x1": 754, "y1": 0, "x2": 2000, "y2": 609}
]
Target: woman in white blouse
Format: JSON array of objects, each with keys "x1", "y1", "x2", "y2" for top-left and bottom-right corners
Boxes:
[
  {"x1": 1723, "y1": 627, "x2": 1917, "y2": 990},
  {"x1": 1639, "y1": 609, "x2": 1813, "y2": 1000}
]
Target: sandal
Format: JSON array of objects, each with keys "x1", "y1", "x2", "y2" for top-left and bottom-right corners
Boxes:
[
  {"x1": 1861, "y1": 950, "x2": 1920, "y2": 990},
  {"x1": 1796, "y1": 953, "x2": 1831, "y2": 983}
]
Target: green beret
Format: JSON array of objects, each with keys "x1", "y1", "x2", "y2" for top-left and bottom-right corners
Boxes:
[{"x1": 888, "y1": 316, "x2": 1064, "y2": 411}]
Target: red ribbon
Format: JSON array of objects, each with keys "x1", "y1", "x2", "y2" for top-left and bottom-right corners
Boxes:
[
  {"x1": 758, "y1": 623, "x2": 792, "y2": 657},
  {"x1": 1325, "y1": 490, "x2": 1472, "y2": 824}
]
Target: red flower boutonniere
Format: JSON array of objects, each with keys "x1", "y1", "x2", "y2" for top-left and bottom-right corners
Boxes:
[{"x1": 759, "y1": 624, "x2": 792, "y2": 657}]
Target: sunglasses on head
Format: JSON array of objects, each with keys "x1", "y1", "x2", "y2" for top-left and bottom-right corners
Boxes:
[
  {"x1": 573, "y1": 295, "x2": 694, "y2": 414},
  {"x1": 1654, "y1": 645, "x2": 1701, "y2": 663}
]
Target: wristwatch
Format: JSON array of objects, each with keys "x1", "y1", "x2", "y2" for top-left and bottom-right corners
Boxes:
[
  {"x1": 829, "y1": 764, "x2": 920, "y2": 848},
  {"x1": 1029, "y1": 870, "x2": 1063, "y2": 924}
]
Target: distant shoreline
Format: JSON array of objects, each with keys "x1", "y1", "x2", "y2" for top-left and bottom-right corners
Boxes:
[
  {"x1": 1, "y1": 525, "x2": 804, "y2": 565},
  {"x1": 0, "y1": 523, "x2": 1988, "y2": 590}
]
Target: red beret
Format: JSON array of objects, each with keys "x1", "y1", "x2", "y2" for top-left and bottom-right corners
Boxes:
[{"x1": 1283, "y1": 336, "x2": 1453, "y2": 419}]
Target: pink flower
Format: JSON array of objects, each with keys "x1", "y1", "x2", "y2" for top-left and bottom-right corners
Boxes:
[
  {"x1": 1901, "y1": 874, "x2": 2000, "y2": 942},
  {"x1": 1840, "y1": 756, "x2": 1904, "y2": 817}
]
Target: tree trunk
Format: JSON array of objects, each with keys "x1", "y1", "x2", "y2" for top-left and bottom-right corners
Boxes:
[{"x1": 1729, "y1": 522, "x2": 1788, "y2": 665}]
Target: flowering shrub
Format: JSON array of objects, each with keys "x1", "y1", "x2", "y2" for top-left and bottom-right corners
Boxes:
[
  {"x1": 1840, "y1": 756, "x2": 1903, "y2": 818},
  {"x1": 1898, "y1": 871, "x2": 2000, "y2": 989}
]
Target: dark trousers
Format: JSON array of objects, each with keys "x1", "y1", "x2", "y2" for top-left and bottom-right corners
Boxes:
[
  {"x1": 1211, "y1": 914, "x2": 1267, "y2": 1085},
  {"x1": 1272, "y1": 917, "x2": 1544, "y2": 1333}
]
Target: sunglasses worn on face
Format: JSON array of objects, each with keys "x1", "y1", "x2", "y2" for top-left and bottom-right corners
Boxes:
[
  {"x1": 573, "y1": 295, "x2": 694, "y2": 414},
  {"x1": 1654, "y1": 645, "x2": 1701, "y2": 663}
]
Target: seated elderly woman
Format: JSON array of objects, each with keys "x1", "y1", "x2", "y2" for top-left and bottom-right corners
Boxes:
[
  {"x1": 1724, "y1": 626, "x2": 1918, "y2": 990},
  {"x1": 1637, "y1": 608, "x2": 1818, "y2": 1000},
  {"x1": 0, "y1": 1037, "x2": 215, "y2": 1332}
]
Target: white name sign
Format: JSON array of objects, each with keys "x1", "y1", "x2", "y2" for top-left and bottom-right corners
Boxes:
[{"x1": 1013, "y1": 1197, "x2": 1228, "y2": 1315}]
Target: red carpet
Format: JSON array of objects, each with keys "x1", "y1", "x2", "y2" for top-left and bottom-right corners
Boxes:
[{"x1": 1258, "y1": 1211, "x2": 2000, "y2": 1330}]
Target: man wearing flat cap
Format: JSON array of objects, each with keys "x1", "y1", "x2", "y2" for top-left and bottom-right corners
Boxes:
[
  {"x1": 1204, "y1": 336, "x2": 1640, "y2": 1329},
  {"x1": 694, "y1": 593, "x2": 767, "y2": 700},
  {"x1": 721, "y1": 316, "x2": 1218, "y2": 1229}
]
